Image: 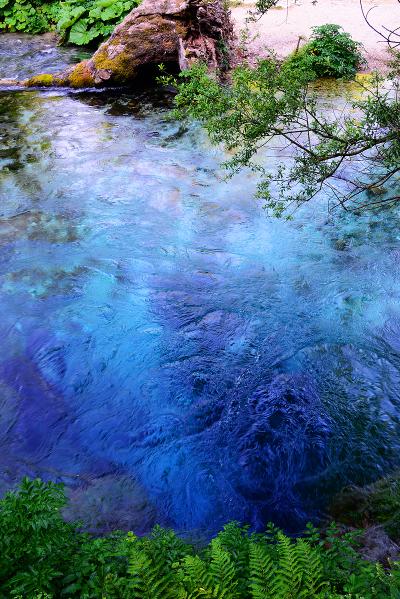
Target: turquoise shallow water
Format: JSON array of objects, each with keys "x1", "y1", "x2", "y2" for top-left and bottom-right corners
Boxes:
[{"x1": 1, "y1": 36, "x2": 400, "y2": 535}]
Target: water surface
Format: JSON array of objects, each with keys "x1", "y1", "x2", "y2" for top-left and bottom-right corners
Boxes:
[{"x1": 1, "y1": 37, "x2": 400, "y2": 535}]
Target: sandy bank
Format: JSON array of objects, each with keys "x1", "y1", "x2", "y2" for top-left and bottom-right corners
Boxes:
[{"x1": 231, "y1": 0, "x2": 397, "y2": 70}]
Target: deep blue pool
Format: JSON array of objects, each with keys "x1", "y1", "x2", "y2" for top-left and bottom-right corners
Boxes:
[{"x1": 1, "y1": 36, "x2": 400, "y2": 535}]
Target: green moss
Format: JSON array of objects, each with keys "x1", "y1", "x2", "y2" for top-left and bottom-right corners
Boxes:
[
  {"x1": 67, "y1": 61, "x2": 95, "y2": 88},
  {"x1": 92, "y1": 47, "x2": 137, "y2": 83},
  {"x1": 25, "y1": 73, "x2": 55, "y2": 87}
]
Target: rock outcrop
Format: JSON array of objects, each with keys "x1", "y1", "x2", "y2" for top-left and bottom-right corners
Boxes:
[{"x1": 15, "y1": 0, "x2": 233, "y2": 88}]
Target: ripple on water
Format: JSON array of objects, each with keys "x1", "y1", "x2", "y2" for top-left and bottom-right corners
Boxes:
[{"x1": 1, "y1": 37, "x2": 400, "y2": 534}]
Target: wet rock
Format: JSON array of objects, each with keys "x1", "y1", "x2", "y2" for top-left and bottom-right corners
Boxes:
[
  {"x1": 0, "y1": 211, "x2": 81, "y2": 245},
  {"x1": 357, "y1": 525, "x2": 400, "y2": 564},
  {"x1": 367, "y1": 185, "x2": 387, "y2": 196},
  {"x1": 64, "y1": 474, "x2": 158, "y2": 533},
  {"x1": 334, "y1": 238, "x2": 348, "y2": 251},
  {"x1": 2, "y1": 266, "x2": 88, "y2": 299},
  {"x1": 21, "y1": 0, "x2": 233, "y2": 88},
  {"x1": 328, "y1": 481, "x2": 400, "y2": 564}
]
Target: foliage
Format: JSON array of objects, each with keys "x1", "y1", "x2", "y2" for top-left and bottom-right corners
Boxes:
[
  {"x1": 0, "y1": 0, "x2": 58, "y2": 34},
  {"x1": 331, "y1": 471, "x2": 400, "y2": 543},
  {"x1": 0, "y1": 0, "x2": 140, "y2": 44},
  {"x1": 246, "y1": 0, "x2": 279, "y2": 22},
  {"x1": 162, "y1": 42, "x2": 400, "y2": 217},
  {"x1": 1, "y1": 479, "x2": 400, "y2": 598},
  {"x1": 56, "y1": 0, "x2": 140, "y2": 45},
  {"x1": 285, "y1": 24, "x2": 366, "y2": 79},
  {"x1": 0, "y1": 477, "x2": 77, "y2": 597},
  {"x1": 367, "y1": 474, "x2": 400, "y2": 541}
]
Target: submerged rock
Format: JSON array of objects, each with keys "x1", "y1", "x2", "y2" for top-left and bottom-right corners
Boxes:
[
  {"x1": 19, "y1": 0, "x2": 233, "y2": 88},
  {"x1": 64, "y1": 474, "x2": 157, "y2": 533}
]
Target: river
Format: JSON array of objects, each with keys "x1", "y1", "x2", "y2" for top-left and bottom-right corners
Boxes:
[{"x1": 1, "y1": 34, "x2": 400, "y2": 535}]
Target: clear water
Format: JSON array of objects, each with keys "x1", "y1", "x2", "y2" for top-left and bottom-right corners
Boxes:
[{"x1": 1, "y1": 36, "x2": 400, "y2": 535}]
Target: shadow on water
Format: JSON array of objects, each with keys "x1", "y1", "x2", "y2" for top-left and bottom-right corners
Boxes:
[{"x1": 1, "y1": 37, "x2": 400, "y2": 535}]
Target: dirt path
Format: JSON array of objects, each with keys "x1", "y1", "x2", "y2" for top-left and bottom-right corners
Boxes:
[{"x1": 230, "y1": 0, "x2": 396, "y2": 70}]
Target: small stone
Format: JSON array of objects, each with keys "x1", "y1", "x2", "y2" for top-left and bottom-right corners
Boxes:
[{"x1": 334, "y1": 238, "x2": 347, "y2": 251}]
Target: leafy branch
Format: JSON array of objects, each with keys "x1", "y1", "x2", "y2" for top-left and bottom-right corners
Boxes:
[{"x1": 164, "y1": 23, "x2": 400, "y2": 217}]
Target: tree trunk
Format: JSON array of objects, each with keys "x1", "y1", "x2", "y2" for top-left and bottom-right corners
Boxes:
[{"x1": 4, "y1": 0, "x2": 233, "y2": 88}]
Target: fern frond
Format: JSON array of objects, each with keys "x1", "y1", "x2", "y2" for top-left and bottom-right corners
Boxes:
[
  {"x1": 295, "y1": 538, "x2": 327, "y2": 598},
  {"x1": 183, "y1": 555, "x2": 213, "y2": 591},
  {"x1": 128, "y1": 545, "x2": 178, "y2": 599},
  {"x1": 272, "y1": 532, "x2": 302, "y2": 597},
  {"x1": 209, "y1": 539, "x2": 239, "y2": 598},
  {"x1": 249, "y1": 542, "x2": 276, "y2": 598},
  {"x1": 215, "y1": 523, "x2": 250, "y2": 595}
]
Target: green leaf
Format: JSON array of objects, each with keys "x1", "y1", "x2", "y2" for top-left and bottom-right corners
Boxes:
[{"x1": 68, "y1": 18, "x2": 95, "y2": 44}]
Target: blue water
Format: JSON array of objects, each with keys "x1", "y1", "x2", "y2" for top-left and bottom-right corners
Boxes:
[{"x1": 1, "y1": 36, "x2": 400, "y2": 535}]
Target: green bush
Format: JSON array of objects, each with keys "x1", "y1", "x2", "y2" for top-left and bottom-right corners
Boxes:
[
  {"x1": 284, "y1": 24, "x2": 366, "y2": 79},
  {"x1": 0, "y1": 478, "x2": 77, "y2": 596},
  {"x1": 368, "y1": 474, "x2": 400, "y2": 541},
  {"x1": 0, "y1": 0, "x2": 57, "y2": 34},
  {"x1": 0, "y1": 0, "x2": 140, "y2": 44},
  {"x1": 56, "y1": 0, "x2": 140, "y2": 45},
  {"x1": 1, "y1": 478, "x2": 400, "y2": 598},
  {"x1": 331, "y1": 471, "x2": 400, "y2": 543}
]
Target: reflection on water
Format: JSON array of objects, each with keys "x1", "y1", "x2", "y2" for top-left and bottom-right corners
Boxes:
[{"x1": 1, "y1": 38, "x2": 400, "y2": 535}]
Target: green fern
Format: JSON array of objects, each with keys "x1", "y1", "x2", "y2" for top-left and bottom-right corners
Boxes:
[
  {"x1": 273, "y1": 532, "x2": 303, "y2": 596},
  {"x1": 249, "y1": 542, "x2": 277, "y2": 598},
  {"x1": 183, "y1": 555, "x2": 213, "y2": 594},
  {"x1": 3, "y1": 479, "x2": 400, "y2": 599},
  {"x1": 181, "y1": 541, "x2": 239, "y2": 599},
  {"x1": 209, "y1": 539, "x2": 239, "y2": 598},
  {"x1": 215, "y1": 522, "x2": 250, "y2": 596},
  {"x1": 128, "y1": 545, "x2": 178, "y2": 599},
  {"x1": 294, "y1": 538, "x2": 327, "y2": 598},
  {"x1": 249, "y1": 533, "x2": 328, "y2": 598}
]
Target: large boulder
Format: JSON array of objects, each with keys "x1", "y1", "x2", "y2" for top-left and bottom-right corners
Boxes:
[{"x1": 24, "y1": 0, "x2": 233, "y2": 88}]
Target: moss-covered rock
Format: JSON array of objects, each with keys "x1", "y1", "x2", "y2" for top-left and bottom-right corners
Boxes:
[
  {"x1": 0, "y1": 0, "x2": 233, "y2": 89},
  {"x1": 25, "y1": 73, "x2": 57, "y2": 87},
  {"x1": 66, "y1": 61, "x2": 96, "y2": 88}
]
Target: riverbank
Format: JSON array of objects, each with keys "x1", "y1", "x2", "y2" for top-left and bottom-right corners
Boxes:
[
  {"x1": 231, "y1": 0, "x2": 395, "y2": 70},
  {"x1": 2, "y1": 476, "x2": 400, "y2": 597},
  {"x1": 0, "y1": 0, "x2": 393, "y2": 88}
]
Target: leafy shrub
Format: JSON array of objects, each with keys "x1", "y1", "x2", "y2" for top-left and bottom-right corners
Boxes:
[
  {"x1": 1, "y1": 478, "x2": 400, "y2": 598},
  {"x1": 331, "y1": 471, "x2": 400, "y2": 543},
  {"x1": 0, "y1": 477, "x2": 77, "y2": 596},
  {"x1": 161, "y1": 23, "x2": 382, "y2": 218},
  {"x1": 56, "y1": 0, "x2": 140, "y2": 45},
  {"x1": 0, "y1": 0, "x2": 59, "y2": 34},
  {"x1": 284, "y1": 24, "x2": 366, "y2": 79},
  {"x1": 367, "y1": 474, "x2": 400, "y2": 541},
  {"x1": 0, "y1": 0, "x2": 140, "y2": 44}
]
